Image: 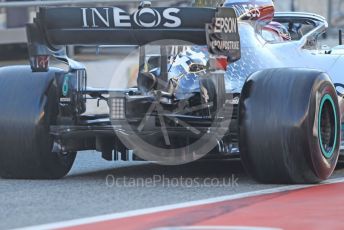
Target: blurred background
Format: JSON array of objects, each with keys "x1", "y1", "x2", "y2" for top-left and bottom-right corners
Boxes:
[{"x1": 0, "y1": 0, "x2": 342, "y2": 60}]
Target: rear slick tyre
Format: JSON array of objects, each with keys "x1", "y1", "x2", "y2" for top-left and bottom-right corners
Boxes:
[
  {"x1": 0, "y1": 66, "x2": 76, "y2": 179},
  {"x1": 240, "y1": 68, "x2": 340, "y2": 184}
]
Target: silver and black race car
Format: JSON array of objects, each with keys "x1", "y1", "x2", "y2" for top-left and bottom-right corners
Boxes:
[{"x1": 0, "y1": 0, "x2": 343, "y2": 183}]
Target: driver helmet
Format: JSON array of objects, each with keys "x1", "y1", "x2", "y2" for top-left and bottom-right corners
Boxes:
[
  {"x1": 263, "y1": 21, "x2": 291, "y2": 41},
  {"x1": 223, "y1": 0, "x2": 275, "y2": 26}
]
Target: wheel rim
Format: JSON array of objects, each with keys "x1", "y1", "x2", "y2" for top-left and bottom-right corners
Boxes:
[{"x1": 318, "y1": 94, "x2": 338, "y2": 159}]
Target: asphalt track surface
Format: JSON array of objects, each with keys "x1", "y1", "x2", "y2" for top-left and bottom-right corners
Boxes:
[
  {"x1": 0, "y1": 153, "x2": 274, "y2": 229},
  {"x1": 1, "y1": 152, "x2": 344, "y2": 230},
  {"x1": 1, "y1": 54, "x2": 344, "y2": 230},
  {"x1": 50, "y1": 178, "x2": 344, "y2": 230}
]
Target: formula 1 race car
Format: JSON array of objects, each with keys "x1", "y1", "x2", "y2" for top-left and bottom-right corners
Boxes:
[{"x1": 0, "y1": 0, "x2": 343, "y2": 184}]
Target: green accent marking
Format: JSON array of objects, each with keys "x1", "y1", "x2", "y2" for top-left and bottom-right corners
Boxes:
[
  {"x1": 318, "y1": 94, "x2": 338, "y2": 159},
  {"x1": 62, "y1": 76, "x2": 70, "y2": 97}
]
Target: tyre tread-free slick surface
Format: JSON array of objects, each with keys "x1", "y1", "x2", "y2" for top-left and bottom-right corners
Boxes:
[
  {"x1": 240, "y1": 68, "x2": 340, "y2": 184},
  {"x1": 0, "y1": 66, "x2": 76, "y2": 179}
]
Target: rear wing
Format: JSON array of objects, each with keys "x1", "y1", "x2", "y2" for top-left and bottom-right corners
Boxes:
[{"x1": 27, "y1": 6, "x2": 241, "y2": 71}]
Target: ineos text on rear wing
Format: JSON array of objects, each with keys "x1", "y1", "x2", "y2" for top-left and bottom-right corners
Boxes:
[{"x1": 26, "y1": 6, "x2": 240, "y2": 71}]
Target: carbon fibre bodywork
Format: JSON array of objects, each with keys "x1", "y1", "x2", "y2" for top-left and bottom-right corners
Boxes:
[{"x1": 226, "y1": 13, "x2": 343, "y2": 93}]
